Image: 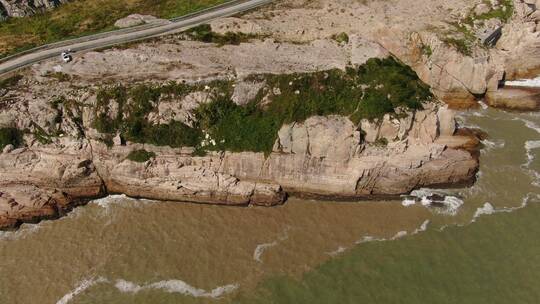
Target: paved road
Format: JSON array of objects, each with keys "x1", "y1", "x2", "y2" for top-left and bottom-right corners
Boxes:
[{"x1": 0, "y1": 0, "x2": 272, "y2": 76}]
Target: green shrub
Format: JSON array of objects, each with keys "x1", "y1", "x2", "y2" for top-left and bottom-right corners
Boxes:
[
  {"x1": 441, "y1": 37, "x2": 472, "y2": 56},
  {"x1": 93, "y1": 83, "x2": 202, "y2": 148},
  {"x1": 373, "y1": 137, "x2": 389, "y2": 147},
  {"x1": 198, "y1": 57, "x2": 432, "y2": 154},
  {"x1": 45, "y1": 72, "x2": 71, "y2": 82},
  {"x1": 421, "y1": 44, "x2": 433, "y2": 57},
  {"x1": 0, "y1": 75, "x2": 23, "y2": 90},
  {"x1": 332, "y1": 32, "x2": 350, "y2": 44},
  {"x1": 0, "y1": 128, "x2": 23, "y2": 150},
  {"x1": 184, "y1": 24, "x2": 260, "y2": 45},
  {"x1": 91, "y1": 57, "x2": 432, "y2": 155},
  {"x1": 126, "y1": 149, "x2": 156, "y2": 162}
]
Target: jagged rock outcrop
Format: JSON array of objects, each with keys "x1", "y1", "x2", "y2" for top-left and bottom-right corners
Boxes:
[
  {"x1": 486, "y1": 87, "x2": 540, "y2": 110},
  {"x1": 220, "y1": 105, "x2": 477, "y2": 198},
  {"x1": 0, "y1": 99, "x2": 478, "y2": 229},
  {"x1": 0, "y1": 0, "x2": 69, "y2": 19},
  {"x1": 114, "y1": 14, "x2": 168, "y2": 28}
]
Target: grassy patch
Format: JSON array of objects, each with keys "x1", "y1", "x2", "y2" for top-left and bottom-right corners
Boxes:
[
  {"x1": 421, "y1": 43, "x2": 433, "y2": 58},
  {"x1": 0, "y1": 0, "x2": 229, "y2": 58},
  {"x1": 198, "y1": 57, "x2": 431, "y2": 154},
  {"x1": 93, "y1": 82, "x2": 204, "y2": 148},
  {"x1": 126, "y1": 149, "x2": 156, "y2": 162},
  {"x1": 440, "y1": 0, "x2": 514, "y2": 55},
  {"x1": 0, "y1": 74, "x2": 23, "y2": 91},
  {"x1": 331, "y1": 32, "x2": 350, "y2": 44},
  {"x1": 440, "y1": 36, "x2": 473, "y2": 56},
  {"x1": 91, "y1": 57, "x2": 432, "y2": 155},
  {"x1": 0, "y1": 127, "x2": 23, "y2": 150},
  {"x1": 183, "y1": 24, "x2": 261, "y2": 45},
  {"x1": 468, "y1": 0, "x2": 514, "y2": 23},
  {"x1": 44, "y1": 72, "x2": 72, "y2": 82}
]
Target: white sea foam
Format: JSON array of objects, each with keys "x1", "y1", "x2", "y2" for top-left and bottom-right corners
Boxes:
[
  {"x1": 115, "y1": 279, "x2": 143, "y2": 293},
  {"x1": 56, "y1": 277, "x2": 108, "y2": 304},
  {"x1": 524, "y1": 140, "x2": 540, "y2": 166},
  {"x1": 473, "y1": 203, "x2": 495, "y2": 221},
  {"x1": 114, "y1": 279, "x2": 238, "y2": 298},
  {"x1": 481, "y1": 139, "x2": 505, "y2": 152},
  {"x1": 401, "y1": 199, "x2": 416, "y2": 207},
  {"x1": 413, "y1": 220, "x2": 430, "y2": 234},
  {"x1": 520, "y1": 118, "x2": 540, "y2": 135},
  {"x1": 505, "y1": 77, "x2": 540, "y2": 88},
  {"x1": 355, "y1": 235, "x2": 378, "y2": 244},
  {"x1": 472, "y1": 111, "x2": 486, "y2": 117},
  {"x1": 0, "y1": 223, "x2": 42, "y2": 241},
  {"x1": 437, "y1": 196, "x2": 465, "y2": 216},
  {"x1": 405, "y1": 189, "x2": 464, "y2": 216},
  {"x1": 472, "y1": 194, "x2": 540, "y2": 223},
  {"x1": 253, "y1": 241, "x2": 279, "y2": 262},
  {"x1": 391, "y1": 231, "x2": 408, "y2": 240},
  {"x1": 253, "y1": 228, "x2": 289, "y2": 263},
  {"x1": 478, "y1": 100, "x2": 489, "y2": 110},
  {"x1": 90, "y1": 195, "x2": 157, "y2": 217},
  {"x1": 91, "y1": 194, "x2": 129, "y2": 209},
  {"x1": 327, "y1": 246, "x2": 347, "y2": 257}
]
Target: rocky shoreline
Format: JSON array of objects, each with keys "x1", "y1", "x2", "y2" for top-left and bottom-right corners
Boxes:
[
  {"x1": 2, "y1": 0, "x2": 540, "y2": 229},
  {"x1": 0, "y1": 102, "x2": 479, "y2": 229}
]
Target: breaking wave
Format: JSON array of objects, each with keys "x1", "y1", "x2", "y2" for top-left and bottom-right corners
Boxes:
[
  {"x1": 91, "y1": 194, "x2": 156, "y2": 210},
  {"x1": 504, "y1": 77, "x2": 540, "y2": 88},
  {"x1": 472, "y1": 194, "x2": 540, "y2": 223},
  {"x1": 354, "y1": 220, "x2": 430, "y2": 245},
  {"x1": 481, "y1": 139, "x2": 505, "y2": 153},
  {"x1": 56, "y1": 277, "x2": 238, "y2": 303},
  {"x1": 114, "y1": 279, "x2": 238, "y2": 298},
  {"x1": 0, "y1": 223, "x2": 42, "y2": 241},
  {"x1": 253, "y1": 228, "x2": 289, "y2": 263},
  {"x1": 326, "y1": 246, "x2": 347, "y2": 257},
  {"x1": 56, "y1": 277, "x2": 108, "y2": 304},
  {"x1": 402, "y1": 189, "x2": 464, "y2": 216}
]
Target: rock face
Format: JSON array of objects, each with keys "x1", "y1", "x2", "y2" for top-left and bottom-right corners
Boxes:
[
  {"x1": 0, "y1": 0, "x2": 69, "y2": 19},
  {"x1": 486, "y1": 87, "x2": 540, "y2": 110},
  {"x1": 2, "y1": 0, "x2": 494, "y2": 228},
  {"x1": 220, "y1": 105, "x2": 477, "y2": 198},
  {"x1": 0, "y1": 98, "x2": 478, "y2": 229},
  {"x1": 114, "y1": 14, "x2": 168, "y2": 28}
]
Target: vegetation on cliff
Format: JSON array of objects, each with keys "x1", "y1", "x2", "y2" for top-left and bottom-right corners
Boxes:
[
  {"x1": 92, "y1": 57, "x2": 433, "y2": 154},
  {"x1": 93, "y1": 82, "x2": 203, "y2": 147},
  {"x1": 0, "y1": 74, "x2": 22, "y2": 91},
  {"x1": 126, "y1": 149, "x2": 156, "y2": 162},
  {"x1": 0, "y1": 0, "x2": 228, "y2": 58},
  {"x1": 441, "y1": 0, "x2": 514, "y2": 55},
  {"x1": 0, "y1": 128, "x2": 23, "y2": 150},
  {"x1": 183, "y1": 24, "x2": 261, "y2": 45}
]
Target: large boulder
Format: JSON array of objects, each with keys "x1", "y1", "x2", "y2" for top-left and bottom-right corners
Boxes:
[{"x1": 114, "y1": 14, "x2": 168, "y2": 28}]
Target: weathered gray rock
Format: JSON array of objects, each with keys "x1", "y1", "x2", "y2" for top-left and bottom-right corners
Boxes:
[
  {"x1": 486, "y1": 87, "x2": 540, "y2": 110},
  {"x1": 232, "y1": 81, "x2": 265, "y2": 105},
  {"x1": 0, "y1": 0, "x2": 69, "y2": 18},
  {"x1": 114, "y1": 14, "x2": 168, "y2": 28}
]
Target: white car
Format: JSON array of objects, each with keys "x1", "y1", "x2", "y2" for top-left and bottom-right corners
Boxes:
[{"x1": 61, "y1": 51, "x2": 73, "y2": 63}]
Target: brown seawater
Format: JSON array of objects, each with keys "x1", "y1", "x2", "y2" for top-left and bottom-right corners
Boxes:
[{"x1": 1, "y1": 106, "x2": 540, "y2": 304}]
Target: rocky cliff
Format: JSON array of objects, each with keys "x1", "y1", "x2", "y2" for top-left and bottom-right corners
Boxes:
[
  {"x1": 0, "y1": 0, "x2": 68, "y2": 19},
  {"x1": 0, "y1": 69, "x2": 478, "y2": 229},
  {"x1": 4, "y1": 0, "x2": 518, "y2": 229}
]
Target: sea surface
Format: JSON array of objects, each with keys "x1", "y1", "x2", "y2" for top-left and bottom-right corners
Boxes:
[{"x1": 1, "y1": 106, "x2": 540, "y2": 304}]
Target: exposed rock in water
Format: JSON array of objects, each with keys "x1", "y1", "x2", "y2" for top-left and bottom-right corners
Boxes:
[{"x1": 486, "y1": 87, "x2": 540, "y2": 110}]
